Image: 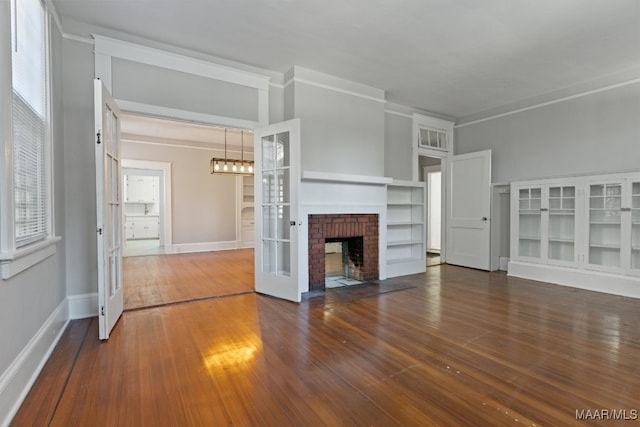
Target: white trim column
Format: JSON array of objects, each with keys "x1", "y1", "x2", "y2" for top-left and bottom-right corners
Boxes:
[{"x1": 0, "y1": 0, "x2": 14, "y2": 254}]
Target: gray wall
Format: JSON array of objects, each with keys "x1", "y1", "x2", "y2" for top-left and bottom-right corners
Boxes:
[
  {"x1": 455, "y1": 83, "x2": 640, "y2": 183},
  {"x1": 62, "y1": 39, "x2": 96, "y2": 297},
  {"x1": 0, "y1": 13, "x2": 67, "y2": 419},
  {"x1": 384, "y1": 112, "x2": 413, "y2": 181},
  {"x1": 287, "y1": 81, "x2": 385, "y2": 177},
  {"x1": 269, "y1": 85, "x2": 284, "y2": 124},
  {"x1": 122, "y1": 141, "x2": 237, "y2": 244},
  {"x1": 112, "y1": 58, "x2": 259, "y2": 122}
]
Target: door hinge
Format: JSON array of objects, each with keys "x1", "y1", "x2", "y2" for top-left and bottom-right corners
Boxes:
[
  {"x1": 96, "y1": 131, "x2": 101, "y2": 144},
  {"x1": 100, "y1": 306, "x2": 105, "y2": 316},
  {"x1": 97, "y1": 227, "x2": 103, "y2": 235}
]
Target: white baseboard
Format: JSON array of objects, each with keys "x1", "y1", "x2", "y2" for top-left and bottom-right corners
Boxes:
[
  {"x1": 68, "y1": 292, "x2": 98, "y2": 319},
  {"x1": 499, "y1": 257, "x2": 510, "y2": 271},
  {"x1": 0, "y1": 300, "x2": 69, "y2": 427},
  {"x1": 166, "y1": 240, "x2": 241, "y2": 254},
  {"x1": 508, "y1": 261, "x2": 640, "y2": 299}
]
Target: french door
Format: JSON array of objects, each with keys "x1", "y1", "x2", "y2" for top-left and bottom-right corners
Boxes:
[
  {"x1": 94, "y1": 79, "x2": 124, "y2": 339},
  {"x1": 254, "y1": 119, "x2": 301, "y2": 302}
]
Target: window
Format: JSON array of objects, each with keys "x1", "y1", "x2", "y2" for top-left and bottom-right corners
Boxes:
[
  {"x1": 11, "y1": 0, "x2": 49, "y2": 248},
  {"x1": 418, "y1": 126, "x2": 448, "y2": 151},
  {"x1": 1, "y1": 0, "x2": 55, "y2": 279}
]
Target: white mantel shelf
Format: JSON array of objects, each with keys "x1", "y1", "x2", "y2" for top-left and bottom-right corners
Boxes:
[{"x1": 301, "y1": 171, "x2": 393, "y2": 185}]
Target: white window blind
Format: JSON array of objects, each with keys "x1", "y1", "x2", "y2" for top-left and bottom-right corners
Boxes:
[{"x1": 11, "y1": 0, "x2": 48, "y2": 247}]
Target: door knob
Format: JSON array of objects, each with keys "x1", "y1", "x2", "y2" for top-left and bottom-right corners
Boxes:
[{"x1": 482, "y1": 217, "x2": 488, "y2": 221}]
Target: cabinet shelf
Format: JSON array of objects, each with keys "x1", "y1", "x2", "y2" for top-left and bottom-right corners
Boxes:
[
  {"x1": 387, "y1": 240, "x2": 424, "y2": 247},
  {"x1": 386, "y1": 180, "x2": 426, "y2": 278},
  {"x1": 589, "y1": 221, "x2": 621, "y2": 225},
  {"x1": 239, "y1": 175, "x2": 255, "y2": 248},
  {"x1": 389, "y1": 220, "x2": 425, "y2": 227},
  {"x1": 548, "y1": 237, "x2": 575, "y2": 243},
  {"x1": 519, "y1": 235, "x2": 541, "y2": 241},
  {"x1": 519, "y1": 211, "x2": 541, "y2": 215},
  {"x1": 387, "y1": 202, "x2": 424, "y2": 206},
  {"x1": 387, "y1": 257, "x2": 422, "y2": 265},
  {"x1": 589, "y1": 243, "x2": 620, "y2": 249}
]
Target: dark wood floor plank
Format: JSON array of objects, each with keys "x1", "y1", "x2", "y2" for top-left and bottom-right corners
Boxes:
[
  {"x1": 11, "y1": 263, "x2": 640, "y2": 426},
  {"x1": 10, "y1": 319, "x2": 92, "y2": 427}
]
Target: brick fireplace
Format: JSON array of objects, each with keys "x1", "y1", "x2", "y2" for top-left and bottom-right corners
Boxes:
[{"x1": 308, "y1": 214, "x2": 379, "y2": 290}]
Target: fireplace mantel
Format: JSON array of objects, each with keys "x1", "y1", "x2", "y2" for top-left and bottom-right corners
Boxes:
[{"x1": 302, "y1": 170, "x2": 392, "y2": 185}]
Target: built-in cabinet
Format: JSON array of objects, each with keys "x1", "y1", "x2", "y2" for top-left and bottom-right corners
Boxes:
[
  {"x1": 124, "y1": 175, "x2": 160, "y2": 241},
  {"x1": 238, "y1": 175, "x2": 255, "y2": 248},
  {"x1": 125, "y1": 175, "x2": 156, "y2": 203},
  {"x1": 125, "y1": 216, "x2": 160, "y2": 240},
  {"x1": 514, "y1": 183, "x2": 578, "y2": 266},
  {"x1": 585, "y1": 176, "x2": 640, "y2": 272},
  {"x1": 510, "y1": 171, "x2": 640, "y2": 298},
  {"x1": 386, "y1": 180, "x2": 426, "y2": 277}
]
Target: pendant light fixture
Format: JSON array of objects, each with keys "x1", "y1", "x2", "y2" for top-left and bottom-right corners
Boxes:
[{"x1": 210, "y1": 128, "x2": 254, "y2": 176}]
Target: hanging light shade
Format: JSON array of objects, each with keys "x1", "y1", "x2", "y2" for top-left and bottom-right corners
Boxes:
[{"x1": 210, "y1": 128, "x2": 254, "y2": 176}]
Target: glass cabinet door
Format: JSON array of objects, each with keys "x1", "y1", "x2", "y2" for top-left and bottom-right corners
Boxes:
[
  {"x1": 588, "y1": 183, "x2": 622, "y2": 267},
  {"x1": 632, "y1": 182, "x2": 640, "y2": 270},
  {"x1": 548, "y1": 186, "x2": 576, "y2": 262},
  {"x1": 518, "y1": 187, "x2": 542, "y2": 258}
]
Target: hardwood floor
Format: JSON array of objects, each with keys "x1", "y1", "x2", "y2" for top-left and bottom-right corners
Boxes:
[
  {"x1": 12, "y1": 265, "x2": 640, "y2": 426},
  {"x1": 123, "y1": 249, "x2": 254, "y2": 310}
]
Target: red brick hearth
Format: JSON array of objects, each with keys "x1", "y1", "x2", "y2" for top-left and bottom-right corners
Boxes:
[{"x1": 308, "y1": 214, "x2": 379, "y2": 289}]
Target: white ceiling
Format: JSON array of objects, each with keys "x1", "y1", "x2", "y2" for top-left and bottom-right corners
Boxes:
[
  {"x1": 53, "y1": 0, "x2": 640, "y2": 120},
  {"x1": 120, "y1": 113, "x2": 254, "y2": 149}
]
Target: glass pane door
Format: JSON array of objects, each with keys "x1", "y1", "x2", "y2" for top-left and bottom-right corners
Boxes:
[
  {"x1": 261, "y1": 132, "x2": 291, "y2": 276},
  {"x1": 518, "y1": 187, "x2": 542, "y2": 258},
  {"x1": 548, "y1": 186, "x2": 575, "y2": 262},
  {"x1": 632, "y1": 182, "x2": 640, "y2": 270},
  {"x1": 588, "y1": 183, "x2": 622, "y2": 266}
]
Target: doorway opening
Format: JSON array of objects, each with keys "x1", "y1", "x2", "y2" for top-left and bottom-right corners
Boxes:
[
  {"x1": 420, "y1": 156, "x2": 444, "y2": 267},
  {"x1": 119, "y1": 113, "x2": 255, "y2": 310},
  {"x1": 123, "y1": 168, "x2": 163, "y2": 257}
]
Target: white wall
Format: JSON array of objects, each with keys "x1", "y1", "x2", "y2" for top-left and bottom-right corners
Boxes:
[
  {"x1": 122, "y1": 141, "x2": 237, "y2": 244},
  {"x1": 455, "y1": 82, "x2": 640, "y2": 183}
]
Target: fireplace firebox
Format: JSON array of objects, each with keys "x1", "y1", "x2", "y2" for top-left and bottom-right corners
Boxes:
[{"x1": 308, "y1": 214, "x2": 379, "y2": 290}]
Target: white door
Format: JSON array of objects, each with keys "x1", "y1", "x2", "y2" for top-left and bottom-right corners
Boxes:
[
  {"x1": 254, "y1": 119, "x2": 301, "y2": 302},
  {"x1": 94, "y1": 79, "x2": 124, "y2": 339},
  {"x1": 447, "y1": 150, "x2": 492, "y2": 270}
]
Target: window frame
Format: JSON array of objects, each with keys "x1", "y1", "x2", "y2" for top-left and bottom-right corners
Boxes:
[{"x1": 0, "y1": 0, "x2": 59, "y2": 280}]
